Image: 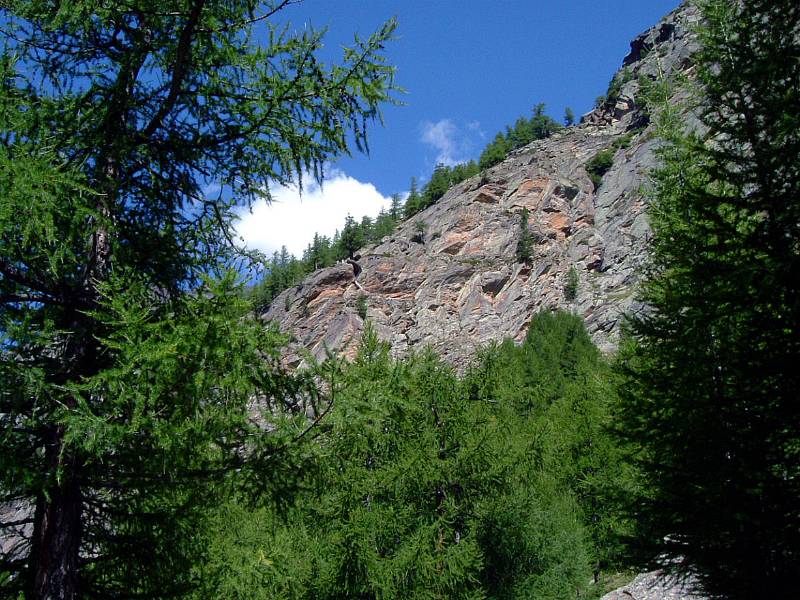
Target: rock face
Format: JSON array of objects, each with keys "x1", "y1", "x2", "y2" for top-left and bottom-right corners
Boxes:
[
  {"x1": 0, "y1": 499, "x2": 32, "y2": 561},
  {"x1": 264, "y1": 3, "x2": 701, "y2": 369},
  {"x1": 602, "y1": 571, "x2": 705, "y2": 600}
]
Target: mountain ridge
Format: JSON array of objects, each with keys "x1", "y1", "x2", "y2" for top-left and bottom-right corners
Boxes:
[{"x1": 263, "y1": 2, "x2": 701, "y2": 370}]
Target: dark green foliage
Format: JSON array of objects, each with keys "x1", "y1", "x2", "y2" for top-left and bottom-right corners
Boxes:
[
  {"x1": 389, "y1": 193, "x2": 404, "y2": 219},
  {"x1": 304, "y1": 233, "x2": 336, "y2": 272},
  {"x1": 423, "y1": 162, "x2": 454, "y2": 203},
  {"x1": 337, "y1": 214, "x2": 365, "y2": 260},
  {"x1": 248, "y1": 246, "x2": 306, "y2": 310},
  {"x1": 199, "y1": 312, "x2": 631, "y2": 598},
  {"x1": 564, "y1": 267, "x2": 579, "y2": 301},
  {"x1": 198, "y1": 333, "x2": 501, "y2": 598},
  {"x1": 312, "y1": 338, "x2": 499, "y2": 598},
  {"x1": 605, "y1": 67, "x2": 633, "y2": 105},
  {"x1": 372, "y1": 208, "x2": 397, "y2": 240},
  {"x1": 404, "y1": 176, "x2": 423, "y2": 218},
  {"x1": 0, "y1": 2, "x2": 396, "y2": 597},
  {"x1": 355, "y1": 293, "x2": 368, "y2": 320},
  {"x1": 479, "y1": 104, "x2": 562, "y2": 170},
  {"x1": 195, "y1": 501, "x2": 321, "y2": 600},
  {"x1": 426, "y1": 161, "x2": 480, "y2": 205},
  {"x1": 449, "y1": 161, "x2": 482, "y2": 185},
  {"x1": 515, "y1": 207, "x2": 534, "y2": 264},
  {"x1": 564, "y1": 106, "x2": 576, "y2": 126},
  {"x1": 468, "y1": 312, "x2": 634, "y2": 581},
  {"x1": 478, "y1": 132, "x2": 511, "y2": 171},
  {"x1": 616, "y1": 1, "x2": 800, "y2": 597},
  {"x1": 586, "y1": 133, "x2": 635, "y2": 189},
  {"x1": 586, "y1": 149, "x2": 615, "y2": 188},
  {"x1": 403, "y1": 162, "x2": 480, "y2": 219}
]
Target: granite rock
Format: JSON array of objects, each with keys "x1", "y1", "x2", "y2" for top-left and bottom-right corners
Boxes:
[
  {"x1": 263, "y1": 3, "x2": 701, "y2": 369},
  {"x1": 602, "y1": 571, "x2": 705, "y2": 600}
]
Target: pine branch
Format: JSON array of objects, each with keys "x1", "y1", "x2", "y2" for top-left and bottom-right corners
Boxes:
[
  {"x1": 197, "y1": 0, "x2": 298, "y2": 34},
  {"x1": 141, "y1": 0, "x2": 206, "y2": 139}
]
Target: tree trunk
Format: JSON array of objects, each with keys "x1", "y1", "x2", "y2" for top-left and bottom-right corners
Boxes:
[
  {"x1": 28, "y1": 435, "x2": 82, "y2": 600},
  {"x1": 26, "y1": 98, "x2": 116, "y2": 600}
]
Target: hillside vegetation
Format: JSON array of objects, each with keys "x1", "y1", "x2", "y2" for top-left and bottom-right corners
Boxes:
[{"x1": 196, "y1": 312, "x2": 631, "y2": 599}]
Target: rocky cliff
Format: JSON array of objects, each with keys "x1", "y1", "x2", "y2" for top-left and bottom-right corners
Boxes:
[{"x1": 263, "y1": 3, "x2": 701, "y2": 369}]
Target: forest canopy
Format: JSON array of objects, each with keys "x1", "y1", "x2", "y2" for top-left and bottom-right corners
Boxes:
[{"x1": 195, "y1": 312, "x2": 631, "y2": 599}]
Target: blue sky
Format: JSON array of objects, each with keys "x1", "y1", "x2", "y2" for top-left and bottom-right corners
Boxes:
[{"x1": 238, "y1": 0, "x2": 681, "y2": 257}]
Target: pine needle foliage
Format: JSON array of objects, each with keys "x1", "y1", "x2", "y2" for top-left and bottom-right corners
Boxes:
[
  {"x1": 564, "y1": 267, "x2": 579, "y2": 301},
  {"x1": 616, "y1": 1, "x2": 800, "y2": 597},
  {"x1": 198, "y1": 313, "x2": 630, "y2": 599},
  {"x1": 0, "y1": 2, "x2": 397, "y2": 597},
  {"x1": 478, "y1": 104, "x2": 562, "y2": 171},
  {"x1": 515, "y1": 207, "x2": 534, "y2": 264}
]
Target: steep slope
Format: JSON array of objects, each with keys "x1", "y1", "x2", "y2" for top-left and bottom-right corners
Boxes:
[{"x1": 264, "y1": 3, "x2": 701, "y2": 369}]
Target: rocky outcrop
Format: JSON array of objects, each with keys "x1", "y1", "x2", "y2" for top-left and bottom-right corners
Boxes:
[
  {"x1": 264, "y1": 3, "x2": 702, "y2": 369},
  {"x1": 0, "y1": 499, "x2": 32, "y2": 562},
  {"x1": 602, "y1": 571, "x2": 705, "y2": 600}
]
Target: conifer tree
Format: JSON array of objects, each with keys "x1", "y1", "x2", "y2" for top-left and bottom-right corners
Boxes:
[
  {"x1": 478, "y1": 105, "x2": 561, "y2": 171},
  {"x1": 304, "y1": 233, "x2": 327, "y2": 271},
  {"x1": 404, "y1": 176, "x2": 422, "y2": 218},
  {"x1": 0, "y1": 2, "x2": 396, "y2": 598},
  {"x1": 337, "y1": 214, "x2": 365, "y2": 260},
  {"x1": 515, "y1": 207, "x2": 534, "y2": 264},
  {"x1": 564, "y1": 267, "x2": 579, "y2": 301},
  {"x1": 478, "y1": 132, "x2": 510, "y2": 170},
  {"x1": 617, "y1": 1, "x2": 800, "y2": 596},
  {"x1": 452, "y1": 159, "x2": 480, "y2": 183},
  {"x1": 389, "y1": 193, "x2": 403, "y2": 219},
  {"x1": 421, "y1": 162, "x2": 452, "y2": 207},
  {"x1": 372, "y1": 208, "x2": 396, "y2": 240},
  {"x1": 564, "y1": 107, "x2": 576, "y2": 126},
  {"x1": 197, "y1": 316, "x2": 610, "y2": 599}
]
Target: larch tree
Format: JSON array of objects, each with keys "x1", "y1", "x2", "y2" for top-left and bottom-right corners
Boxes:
[
  {"x1": 389, "y1": 192, "x2": 403, "y2": 220},
  {"x1": 194, "y1": 315, "x2": 611, "y2": 599},
  {"x1": 403, "y1": 176, "x2": 421, "y2": 218},
  {"x1": 617, "y1": 0, "x2": 800, "y2": 597},
  {"x1": 0, "y1": 1, "x2": 396, "y2": 598},
  {"x1": 564, "y1": 106, "x2": 575, "y2": 127},
  {"x1": 515, "y1": 207, "x2": 533, "y2": 264},
  {"x1": 336, "y1": 214, "x2": 364, "y2": 260}
]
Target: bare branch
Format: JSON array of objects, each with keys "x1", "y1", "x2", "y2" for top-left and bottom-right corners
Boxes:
[
  {"x1": 0, "y1": 256, "x2": 54, "y2": 296},
  {"x1": 0, "y1": 293, "x2": 63, "y2": 305},
  {"x1": 141, "y1": 0, "x2": 207, "y2": 139},
  {"x1": 197, "y1": 0, "x2": 297, "y2": 34}
]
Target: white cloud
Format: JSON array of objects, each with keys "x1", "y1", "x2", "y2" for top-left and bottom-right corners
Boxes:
[
  {"x1": 420, "y1": 119, "x2": 469, "y2": 167},
  {"x1": 235, "y1": 169, "x2": 393, "y2": 258},
  {"x1": 466, "y1": 120, "x2": 486, "y2": 139}
]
